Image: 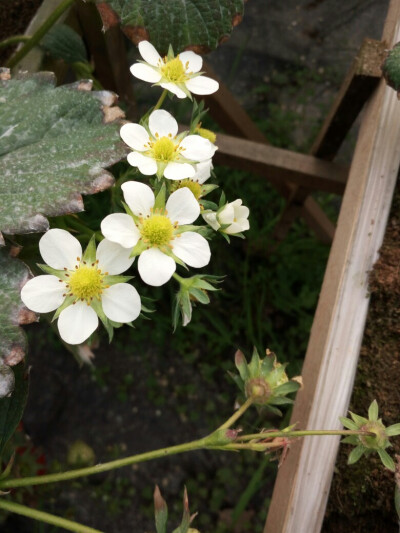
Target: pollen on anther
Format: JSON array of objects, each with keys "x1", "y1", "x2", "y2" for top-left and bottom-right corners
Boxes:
[
  {"x1": 64, "y1": 267, "x2": 68, "y2": 271},
  {"x1": 77, "y1": 257, "x2": 80, "y2": 261},
  {"x1": 91, "y1": 263, "x2": 95, "y2": 266},
  {"x1": 65, "y1": 273, "x2": 69, "y2": 277}
]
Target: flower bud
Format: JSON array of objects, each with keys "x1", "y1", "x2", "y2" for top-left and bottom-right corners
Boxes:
[{"x1": 203, "y1": 199, "x2": 250, "y2": 236}]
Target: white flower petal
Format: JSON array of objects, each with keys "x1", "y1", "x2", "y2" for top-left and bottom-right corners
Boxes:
[
  {"x1": 96, "y1": 239, "x2": 135, "y2": 275},
  {"x1": 120, "y1": 123, "x2": 150, "y2": 151},
  {"x1": 236, "y1": 205, "x2": 250, "y2": 220},
  {"x1": 179, "y1": 135, "x2": 215, "y2": 161},
  {"x1": 193, "y1": 160, "x2": 213, "y2": 184},
  {"x1": 20, "y1": 275, "x2": 65, "y2": 313},
  {"x1": 58, "y1": 302, "x2": 98, "y2": 345},
  {"x1": 138, "y1": 40, "x2": 162, "y2": 66},
  {"x1": 160, "y1": 82, "x2": 187, "y2": 99},
  {"x1": 225, "y1": 220, "x2": 249, "y2": 234},
  {"x1": 102, "y1": 283, "x2": 141, "y2": 323},
  {"x1": 164, "y1": 161, "x2": 195, "y2": 180},
  {"x1": 202, "y1": 211, "x2": 220, "y2": 231},
  {"x1": 130, "y1": 63, "x2": 162, "y2": 83},
  {"x1": 166, "y1": 188, "x2": 200, "y2": 225},
  {"x1": 179, "y1": 51, "x2": 202, "y2": 73},
  {"x1": 218, "y1": 204, "x2": 235, "y2": 225},
  {"x1": 101, "y1": 214, "x2": 140, "y2": 249},
  {"x1": 39, "y1": 228, "x2": 82, "y2": 270},
  {"x1": 138, "y1": 248, "x2": 176, "y2": 286},
  {"x1": 149, "y1": 109, "x2": 178, "y2": 138},
  {"x1": 121, "y1": 180, "x2": 155, "y2": 217},
  {"x1": 185, "y1": 75, "x2": 219, "y2": 95},
  {"x1": 127, "y1": 152, "x2": 158, "y2": 175},
  {"x1": 172, "y1": 232, "x2": 211, "y2": 268}
]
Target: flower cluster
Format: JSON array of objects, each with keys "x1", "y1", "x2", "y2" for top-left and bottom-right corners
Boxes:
[{"x1": 20, "y1": 40, "x2": 250, "y2": 345}]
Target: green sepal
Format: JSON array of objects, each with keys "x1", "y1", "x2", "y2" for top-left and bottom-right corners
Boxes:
[
  {"x1": 102, "y1": 275, "x2": 133, "y2": 286},
  {"x1": 228, "y1": 372, "x2": 245, "y2": 393},
  {"x1": 386, "y1": 423, "x2": 400, "y2": 437},
  {"x1": 248, "y1": 347, "x2": 260, "y2": 376},
  {"x1": 378, "y1": 448, "x2": 395, "y2": 471},
  {"x1": 91, "y1": 299, "x2": 114, "y2": 342},
  {"x1": 129, "y1": 240, "x2": 147, "y2": 258},
  {"x1": 265, "y1": 404, "x2": 283, "y2": 417},
  {"x1": 219, "y1": 231, "x2": 230, "y2": 243},
  {"x1": 274, "y1": 381, "x2": 300, "y2": 396},
  {"x1": 368, "y1": 400, "x2": 379, "y2": 421},
  {"x1": 82, "y1": 234, "x2": 97, "y2": 263},
  {"x1": 269, "y1": 396, "x2": 294, "y2": 406},
  {"x1": 122, "y1": 202, "x2": 139, "y2": 223},
  {"x1": 341, "y1": 436, "x2": 359, "y2": 445},
  {"x1": 339, "y1": 416, "x2": 359, "y2": 431},
  {"x1": 190, "y1": 288, "x2": 210, "y2": 305},
  {"x1": 219, "y1": 190, "x2": 226, "y2": 208},
  {"x1": 154, "y1": 182, "x2": 166, "y2": 210},
  {"x1": 200, "y1": 200, "x2": 218, "y2": 211},
  {"x1": 349, "y1": 411, "x2": 368, "y2": 426},
  {"x1": 156, "y1": 161, "x2": 168, "y2": 180},
  {"x1": 201, "y1": 184, "x2": 219, "y2": 196},
  {"x1": 174, "y1": 224, "x2": 206, "y2": 235},
  {"x1": 52, "y1": 295, "x2": 75, "y2": 321},
  {"x1": 141, "y1": 297, "x2": 155, "y2": 314},
  {"x1": 260, "y1": 356, "x2": 274, "y2": 376},
  {"x1": 154, "y1": 485, "x2": 168, "y2": 533},
  {"x1": 162, "y1": 247, "x2": 187, "y2": 268},
  {"x1": 347, "y1": 445, "x2": 365, "y2": 465},
  {"x1": 37, "y1": 263, "x2": 69, "y2": 280}
]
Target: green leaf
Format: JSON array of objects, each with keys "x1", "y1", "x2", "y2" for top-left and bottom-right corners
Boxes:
[
  {"x1": 347, "y1": 445, "x2": 365, "y2": 465},
  {"x1": 0, "y1": 248, "x2": 36, "y2": 374},
  {"x1": 41, "y1": 24, "x2": 88, "y2": 64},
  {"x1": 386, "y1": 423, "x2": 400, "y2": 437},
  {"x1": 368, "y1": 400, "x2": 379, "y2": 421},
  {"x1": 0, "y1": 362, "x2": 29, "y2": 458},
  {"x1": 97, "y1": 0, "x2": 244, "y2": 55},
  {"x1": 378, "y1": 448, "x2": 395, "y2": 472},
  {"x1": 0, "y1": 71, "x2": 128, "y2": 240},
  {"x1": 273, "y1": 381, "x2": 300, "y2": 396}
]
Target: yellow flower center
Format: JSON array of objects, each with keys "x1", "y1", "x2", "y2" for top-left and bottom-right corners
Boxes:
[
  {"x1": 161, "y1": 57, "x2": 187, "y2": 83},
  {"x1": 151, "y1": 136, "x2": 176, "y2": 161},
  {"x1": 141, "y1": 215, "x2": 173, "y2": 246},
  {"x1": 196, "y1": 126, "x2": 217, "y2": 144},
  {"x1": 171, "y1": 179, "x2": 202, "y2": 200},
  {"x1": 68, "y1": 265, "x2": 104, "y2": 302}
]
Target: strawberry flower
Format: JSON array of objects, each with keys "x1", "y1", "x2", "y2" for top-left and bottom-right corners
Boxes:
[
  {"x1": 120, "y1": 109, "x2": 216, "y2": 180},
  {"x1": 21, "y1": 229, "x2": 141, "y2": 345},
  {"x1": 130, "y1": 40, "x2": 219, "y2": 99}
]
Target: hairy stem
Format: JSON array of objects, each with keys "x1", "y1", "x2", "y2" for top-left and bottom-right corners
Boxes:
[
  {"x1": 153, "y1": 89, "x2": 168, "y2": 110},
  {"x1": 6, "y1": 0, "x2": 76, "y2": 69},
  {"x1": 0, "y1": 499, "x2": 103, "y2": 533},
  {"x1": 218, "y1": 396, "x2": 254, "y2": 430},
  {"x1": 236, "y1": 429, "x2": 375, "y2": 441}
]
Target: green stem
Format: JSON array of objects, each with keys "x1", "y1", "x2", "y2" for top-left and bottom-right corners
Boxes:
[
  {"x1": 218, "y1": 397, "x2": 254, "y2": 430},
  {"x1": 0, "y1": 499, "x2": 103, "y2": 533},
  {"x1": 236, "y1": 429, "x2": 375, "y2": 441},
  {"x1": 0, "y1": 437, "x2": 208, "y2": 489},
  {"x1": 153, "y1": 89, "x2": 168, "y2": 110},
  {"x1": 0, "y1": 35, "x2": 30, "y2": 50},
  {"x1": 6, "y1": 0, "x2": 76, "y2": 69}
]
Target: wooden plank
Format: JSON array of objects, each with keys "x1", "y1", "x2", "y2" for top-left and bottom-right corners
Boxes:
[
  {"x1": 274, "y1": 38, "x2": 385, "y2": 243},
  {"x1": 214, "y1": 133, "x2": 349, "y2": 194},
  {"x1": 264, "y1": 2, "x2": 400, "y2": 532},
  {"x1": 311, "y1": 38, "x2": 385, "y2": 160}
]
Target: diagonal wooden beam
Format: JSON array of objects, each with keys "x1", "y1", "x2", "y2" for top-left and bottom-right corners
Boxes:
[
  {"x1": 214, "y1": 133, "x2": 349, "y2": 195},
  {"x1": 203, "y1": 62, "x2": 336, "y2": 243},
  {"x1": 273, "y1": 38, "x2": 385, "y2": 242},
  {"x1": 264, "y1": 1, "x2": 400, "y2": 531}
]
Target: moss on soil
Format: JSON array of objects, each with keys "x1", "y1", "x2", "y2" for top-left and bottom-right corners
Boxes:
[{"x1": 324, "y1": 185, "x2": 400, "y2": 532}]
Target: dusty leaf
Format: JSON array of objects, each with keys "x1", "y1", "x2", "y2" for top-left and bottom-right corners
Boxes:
[
  {"x1": 0, "y1": 247, "x2": 36, "y2": 371},
  {"x1": 0, "y1": 70, "x2": 128, "y2": 240},
  {"x1": 97, "y1": 0, "x2": 245, "y2": 54}
]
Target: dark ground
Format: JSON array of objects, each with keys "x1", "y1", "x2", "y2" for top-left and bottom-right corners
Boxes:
[{"x1": 2, "y1": 1, "x2": 399, "y2": 532}]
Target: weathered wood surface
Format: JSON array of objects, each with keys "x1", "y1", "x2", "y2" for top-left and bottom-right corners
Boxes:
[
  {"x1": 214, "y1": 133, "x2": 348, "y2": 194},
  {"x1": 264, "y1": 1, "x2": 400, "y2": 532}
]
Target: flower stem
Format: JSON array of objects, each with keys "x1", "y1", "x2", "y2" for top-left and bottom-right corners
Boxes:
[
  {"x1": 6, "y1": 0, "x2": 76, "y2": 69},
  {"x1": 0, "y1": 35, "x2": 30, "y2": 50},
  {"x1": 218, "y1": 397, "x2": 254, "y2": 430},
  {"x1": 236, "y1": 429, "x2": 375, "y2": 441},
  {"x1": 0, "y1": 499, "x2": 103, "y2": 533},
  {"x1": 0, "y1": 437, "x2": 209, "y2": 489},
  {"x1": 153, "y1": 89, "x2": 168, "y2": 110}
]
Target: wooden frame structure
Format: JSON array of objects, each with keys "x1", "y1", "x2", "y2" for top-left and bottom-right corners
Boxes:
[{"x1": 15, "y1": 1, "x2": 400, "y2": 530}]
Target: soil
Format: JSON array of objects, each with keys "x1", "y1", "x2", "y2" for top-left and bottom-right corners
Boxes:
[{"x1": 323, "y1": 187, "x2": 400, "y2": 533}]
